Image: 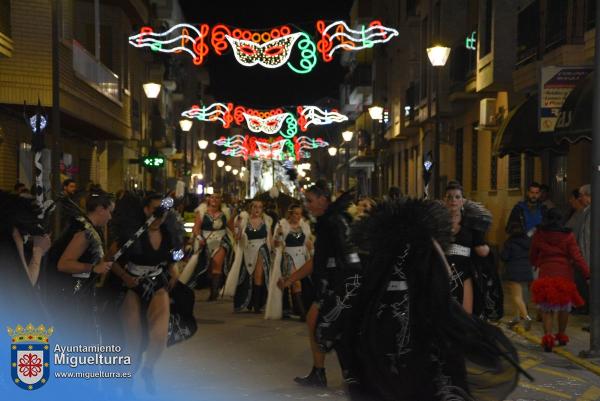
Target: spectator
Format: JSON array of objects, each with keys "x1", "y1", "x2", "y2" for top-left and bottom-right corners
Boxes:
[
  {"x1": 14, "y1": 182, "x2": 27, "y2": 195},
  {"x1": 501, "y1": 222, "x2": 533, "y2": 330},
  {"x1": 54, "y1": 178, "x2": 84, "y2": 235},
  {"x1": 564, "y1": 188, "x2": 585, "y2": 230},
  {"x1": 539, "y1": 184, "x2": 555, "y2": 210},
  {"x1": 530, "y1": 208, "x2": 589, "y2": 352},
  {"x1": 577, "y1": 184, "x2": 591, "y2": 265},
  {"x1": 506, "y1": 182, "x2": 545, "y2": 238}
]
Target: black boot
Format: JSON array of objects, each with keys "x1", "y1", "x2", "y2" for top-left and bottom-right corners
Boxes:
[
  {"x1": 252, "y1": 284, "x2": 264, "y2": 313},
  {"x1": 294, "y1": 367, "x2": 327, "y2": 387},
  {"x1": 207, "y1": 274, "x2": 221, "y2": 302},
  {"x1": 282, "y1": 288, "x2": 292, "y2": 319},
  {"x1": 293, "y1": 292, "x2": 307, "y2": 322}
]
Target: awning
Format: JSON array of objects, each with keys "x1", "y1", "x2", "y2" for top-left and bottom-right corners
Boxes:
[
  {"x1": 494, "y1": 96, "x2": 566, "y2": 157},
  {"x1": 554, "y1": 72, "x2": 593, "y2": 144}
]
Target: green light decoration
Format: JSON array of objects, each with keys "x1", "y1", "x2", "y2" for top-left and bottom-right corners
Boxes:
[
  {"x1": 465, "y1": 31, "x2": 476, "y2": 50},
  {"x1": 283, "y1": 114, "x2": 298, "y2": 138},
  {"x1": 287, "y1": 32, "x2": 318, "y2": 74},
  {"x1": 141, "y1": 156, "x2": 166, "y2": 168}
]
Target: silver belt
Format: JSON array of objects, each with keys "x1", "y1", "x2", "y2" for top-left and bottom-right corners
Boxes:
[
  {"x1": 446, "y1": 244, "x2": 471, "y2": 257},
  {"x1": 127, "y1": 263, "x2": 163, "y2": 277}
]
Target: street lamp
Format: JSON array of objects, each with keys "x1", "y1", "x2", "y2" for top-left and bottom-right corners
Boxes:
[
  {"x1": 342, "y1": 130, "x2": 354, "y2": 190},
  {"x1": 232, "y1": 168, "x2": 239, "y2": 175},
  {"x1": 328, "y1": 146, "x2": 338, "y2": 156},
  {"x1": 143, "y1": 82, "x2": 161, "y2": 99},
  {"x1": 217, "y1": 160, "x2": 225, "y2": 168},
  {"x1": 368, "y1": 106, "x2": 384, "y2": 121},
  {"x1": 197, "y1": 139, "x2": 208, "y2": 149},
  {"x1": 225, "y1": 165, "x2": 232, "y2": 172},
  {"x1": 209, "y1": 152, "x2": 217, "y2": 161},
  {"x1": 427, "y1": 45, "x2": 451, "y2": 199},
  {"x1": 179, "y1": 119, "x2": 193, "y2": 132}
]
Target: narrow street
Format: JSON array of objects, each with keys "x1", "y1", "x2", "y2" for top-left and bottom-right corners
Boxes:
[{"x1": 148, "y1": 290, "x2": 600, "y2": 401}]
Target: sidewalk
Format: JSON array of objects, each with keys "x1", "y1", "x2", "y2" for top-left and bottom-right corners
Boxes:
[{"x1": 502, "y1": 302, "x2": 600, "y2": 376}]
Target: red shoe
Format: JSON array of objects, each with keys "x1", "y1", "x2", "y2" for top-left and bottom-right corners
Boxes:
[
  {"x1": 542, "y1": 334, "x2": 555, "y2": 352},
  {"x1": 555, "y1": 333, "x2": 569, "y2": 346}
]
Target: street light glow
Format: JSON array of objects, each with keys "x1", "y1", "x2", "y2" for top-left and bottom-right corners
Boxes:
[
  {"x1": 328, "y1": 147, "x2": 338, "y2": 156},
  {"x1": 143, "y1": 82, "x2": 161, "y2": 98},
  {"x1": 232, "y1": 168, "x2": 238, "y2": 175},
  {"x1": 198, "y1": 139, "x2": 209, "y2": 149},
  {"x1": 368, "y1": 106, "x2": 384, "y2": 121},
  {"x1": 179, "y1": 119, "x2": 193, "y2": 132},
  {"x1": 225, "y1": 165, "x2": 232, "y2": 172},
  {"x1": 208, "y1": 152, "x2": 217, "y2": 160},
  {"x1": 217, "y1": 160, "x2": 225, "y2": 167},
  {"x1": 342, "y1": 130, "x2": 354, "y2": 142},
  {"x1": 427, "y1": 45, "x2": 451, "y2": 67}
]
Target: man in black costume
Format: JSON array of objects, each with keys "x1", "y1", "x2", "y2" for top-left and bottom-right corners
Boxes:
[
  {"x1": 294, "y1": 180, "x2": 363, "y2": 390},
  {"x1": 315, "y1": 198, "x2": 523, "y2": 400}
]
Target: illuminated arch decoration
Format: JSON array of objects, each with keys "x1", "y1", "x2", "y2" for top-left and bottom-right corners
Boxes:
[
  {"x1": 213, "y1": 134, "x2": 329, "y2": 161},
  {"x1": 183, "y1": 103, "x2": 347, "y2": 137},
  {"x1": 128, "y1": 20, "x2": 398, "y2": 73}
]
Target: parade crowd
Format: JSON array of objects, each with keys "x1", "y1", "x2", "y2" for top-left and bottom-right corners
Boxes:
[{"x1": 0, "y1": 177, "x2": 593, "y2": 401}]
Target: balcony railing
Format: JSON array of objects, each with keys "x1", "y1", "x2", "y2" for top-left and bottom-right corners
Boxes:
[{"x1": 72, "y1": 40, "x2": 120, "y2": 103}]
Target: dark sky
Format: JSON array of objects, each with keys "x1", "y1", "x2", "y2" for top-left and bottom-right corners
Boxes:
[{"x1": 179, "y1": 0, "x2": 354, "y2": 108}]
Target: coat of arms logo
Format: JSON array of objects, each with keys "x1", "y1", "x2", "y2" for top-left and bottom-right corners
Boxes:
[{"x1": 7, "y1": 323, "x2": 53, "y2": 390}]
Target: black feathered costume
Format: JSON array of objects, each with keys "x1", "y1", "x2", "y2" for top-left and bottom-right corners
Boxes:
[{"x1": 316, "y1": 199, "x2": 521, "y2": 401}]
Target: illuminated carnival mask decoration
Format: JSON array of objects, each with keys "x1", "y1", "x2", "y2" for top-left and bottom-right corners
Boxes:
[
  {"x1": 243, "y1": 112, "x2": 290, "y2": 134},
  {"x1": 182, "y1": 103, "x2": 347, "y2": 137},
  {"x1": 213, "y1": 134, "x2": 329, "y2": 161},
  {"x1": 226, "y1": 33, "x2": 302, "y2": 68},
  {"x1": 128, "y1": 20, "x2": 398, "y2": 74}
]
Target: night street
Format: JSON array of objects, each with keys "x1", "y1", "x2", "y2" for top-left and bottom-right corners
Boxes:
[{"x1": 2, "y1": 0, "x2": 600, "y2": 400}]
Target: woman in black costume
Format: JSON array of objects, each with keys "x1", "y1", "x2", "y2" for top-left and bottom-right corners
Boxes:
[
  {"x1": 0, "y1": 190, "x2": 51, "y2": 319},
  {"x1": 443, "y1": 181, "x2": 492, "y2": 315},
  {"x1": 315, "y1": 197, "x2": 521, "y2": 401},
  {"x1": 110, "y1": 193, "x2": 184, "y2": 393},
  {"x1": 47, "y1": 191, "x2": 114, "y2": 336}
]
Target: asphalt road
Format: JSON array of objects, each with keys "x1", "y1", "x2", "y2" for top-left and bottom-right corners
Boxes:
[{"x1": 144, "y1": 290, "x2": 600, "y2": 401}]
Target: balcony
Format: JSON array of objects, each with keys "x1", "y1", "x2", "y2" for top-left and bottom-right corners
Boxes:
[
  {"x1": 347, "y1": 65, "x2": 373, "y2": 107},
  {"x1": 72, "y1": 40, "x2": 120, "y2": 104}
]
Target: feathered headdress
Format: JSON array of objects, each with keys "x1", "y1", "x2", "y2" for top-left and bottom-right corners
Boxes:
[{"x1": 0, "y1": 190, "x2": 45, "y2": 240}]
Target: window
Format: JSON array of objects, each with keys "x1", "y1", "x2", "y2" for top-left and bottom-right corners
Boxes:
[
  {"x1": 455, "y1": 128, "x2": 464, "y2": 183},
  {"x1": 0, "y1": 0, "x2": 10, "y2": 38},
  {"x1": 480, "y1": 0, "x2": 493, "y2": 56},
  {"x1": 490, "y1": 132, "x2": 498, "y2": 190},
  {"x1": 586, "y1": 0, "x2": 596, "y2": 30},
  {"x1": 545, "y1": 0, "x2": 568, "y2": 51},
  {"x1": 406, "y1": 0, "x2": 417, "y2": 17},
  {"x1": 508, "y1": 154, "x2": 522, "y2": 189},
  {"x1": 517, "y1": 1, "x2": 540, "y2": 66},
  {"x1": 471, "y1": 124, "x2": 478, "y2": 191}
]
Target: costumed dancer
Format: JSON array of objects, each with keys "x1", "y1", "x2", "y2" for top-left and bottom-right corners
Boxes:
[
  {"x1": 316, "y1": 198, "x2": 523, "y2": 401},
  {"x1": 0, "y1": 190, "x2": 51, "y2": 319},
  {"x1": 293, "y1": 181, "x2": 361, "y2": 389},
  {"x1": 530, "y1": 208, "x2": 590, "y2": 352},
  {"x1": 224, "y1": 199, "x2": 273, "y2": 313},
  {"x1": 443, "y1": 181, "x2": 492, "y2": 316},
  {"x1": 110, "y1": 193, "x2": 185, "y2": 393},
  {"x1": 183, "y1": 193, "x2": 234, "y2": 300},
  {"x1": 265, "y1": 204, "x2": 313, "y2": 320},
  {"x1": 46, "y1": 191, "x2": 114, "y2": 338}
]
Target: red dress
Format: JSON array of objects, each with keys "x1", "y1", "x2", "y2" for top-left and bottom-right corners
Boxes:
[{"x1": 530, "y1": 229, "x2": 590, "y2": 311}]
